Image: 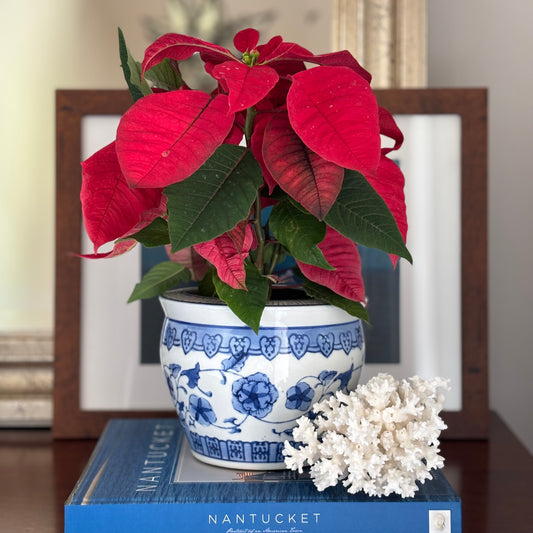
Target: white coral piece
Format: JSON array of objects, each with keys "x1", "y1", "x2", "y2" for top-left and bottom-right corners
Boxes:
[{"x1": 283, "y1": 373, "x2": 449, "y2": 498}]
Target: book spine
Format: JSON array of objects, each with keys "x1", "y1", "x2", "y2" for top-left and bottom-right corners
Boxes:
[
  {"x1": 64, "y1": 422, "x2": 115, "y2": 505},
  {"x1": 66, "y1": 500, "x2": 461, "y2": 533}
]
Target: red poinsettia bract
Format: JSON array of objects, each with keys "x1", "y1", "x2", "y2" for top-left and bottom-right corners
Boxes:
[{"x1": 79, "y1": 27, "x2": 411, "y2": 331}]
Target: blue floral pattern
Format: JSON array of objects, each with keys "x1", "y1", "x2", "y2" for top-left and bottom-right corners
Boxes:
[
  {"x1": 288, "y1": 334, "x2": 310, "y2": 359},
  {"x1": 163, "y1": 363, "x2": 181, "y2": 403},
  {"x1": 163, "y1": 326, "x2": 177, "y2": 351},
  {"x1": 181, "y1": 328, "x2": 196, "y2": 354},
  {"x1": 318, "y1": 369, "x2": 337, "y2": 387},
  {"x1": 317, "y1": 333, "x2": 335, "y2": 357},
  {"x1": 222, "y1": 336, "x2": 251, "y2": 371},
  {"x1": 202, "y1": 334, "x2": 222, "y2": 357},
  {"x1": 189, "y1": 394, "x2": 217, "y2": 426},
  {"x1": 232, "y1": 373, "x2": 279, "y2": 419},
  {"x1": 162, "y1": 319, "x2": 363, "y2": 360},
  {"x1": 160, "y1": 315, "x2": 364, "y2": 466},
  {"x1": 285, "y1": 382, "x2": 314, "y2": 411},
  {"x1": 181, "y1": 362, "x2": 201, "y2": 388},
  {"x1": 259, "y1": 336, "x2": 281, "y2": 359}
]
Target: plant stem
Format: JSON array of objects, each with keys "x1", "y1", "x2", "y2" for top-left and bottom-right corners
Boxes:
[
  {"x1": 267, "y1": 243, "x2": 281, "y2": 277},
  {"x1": 244, "y1": 107, "x2": 257, "y2": 145},
  {"x1": 245, "y1": 107, "x2": 266, "y2": 274}
]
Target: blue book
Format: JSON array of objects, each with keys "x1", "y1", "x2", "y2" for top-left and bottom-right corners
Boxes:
[{"x1": 65, "y1": 419, "x2": 461, "y2": 533}]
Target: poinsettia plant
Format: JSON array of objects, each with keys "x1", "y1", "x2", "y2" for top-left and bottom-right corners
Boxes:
[{"x1": 80, "y1": 28, "x2": 411, "y2": 332}]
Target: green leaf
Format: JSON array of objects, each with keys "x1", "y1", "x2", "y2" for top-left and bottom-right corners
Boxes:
[
  {"x1": 128, "y1": 261, "x2": 190, "y2": 302},
  {"x1": 269, "y1": 199, "x2": 333, "y2": 270},
  {"x1": 166, "y1": 145, "x2": 263, "y2": 252},
  {"x1": 213, "y1": 262, "x2": 269, "y2": 333},
  {"x1": 325, "y1": 169, "x2": 412, "y2": 262},
  {"x1": 118, "y1": 28, "x2": 151, "y2": 102},
  {"x1": 302, "y1": 279, "x2": 370, "y2": 323},
  {"x1": 144, "y1": 58, "x2": 183, "y2": 91},
  {"x1": 128, "y1": 217, "x2": 170, "y2": 247}
]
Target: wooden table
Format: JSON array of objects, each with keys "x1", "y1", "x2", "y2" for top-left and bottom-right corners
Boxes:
[{"x1": 1, "y1": 412, "x2": 531, "y2": 532}]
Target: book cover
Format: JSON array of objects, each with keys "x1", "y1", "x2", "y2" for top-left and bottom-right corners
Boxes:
[{"x1": 65, "y1": 418, "x2": 461, "y2": 533}]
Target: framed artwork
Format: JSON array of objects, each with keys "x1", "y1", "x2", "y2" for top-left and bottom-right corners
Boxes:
[
  {"x1": 372, "y1": 89, "x2": 488, "y2": 439},
  {"x1": 53, "y1": 88, "x2": 488, "y2": 439},
  {"x1": 54, "y1": 90, "x2": 175, "y2": 438}
]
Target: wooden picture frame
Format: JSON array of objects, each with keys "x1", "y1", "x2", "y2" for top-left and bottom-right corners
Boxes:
[
  {"x1": 54, "y1": 90, "x2": 174, "y2": 438},
  {"x1": 53, "y1": 88, "x2": 488, "y2": 439},
  {"x1": 374, "y1": 88, "x2": 489, "y2": 439}
]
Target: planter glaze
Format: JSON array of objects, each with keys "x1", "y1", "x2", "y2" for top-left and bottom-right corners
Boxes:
[{"x1": 159, "y1": 289, "x2": 365, "y2": 469}]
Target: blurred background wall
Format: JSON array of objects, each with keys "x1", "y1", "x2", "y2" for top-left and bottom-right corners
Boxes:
[
  {"x1": 427, "y1": 0, "x2": 533, "y2": 455},
  {"x1": 1, "y1": 0, "x2": 531, "y2": 453}
]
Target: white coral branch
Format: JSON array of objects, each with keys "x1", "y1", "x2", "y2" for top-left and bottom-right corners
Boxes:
[{"x1": 283, "y1": 373, "x2": 450, "y2": 498}]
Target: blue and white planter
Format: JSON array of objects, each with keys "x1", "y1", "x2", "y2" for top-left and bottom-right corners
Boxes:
[{"x1": 160, "y1": 289, "x2": 365, "y2": 469}]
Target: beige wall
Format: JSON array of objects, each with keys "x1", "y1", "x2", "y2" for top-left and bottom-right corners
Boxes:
[
  {"x1": 428, "y1": 0, "x2": 533, "y2": 454},
  {"x1": 0, "y1": 0, "x2": 164, "y2": 331}
]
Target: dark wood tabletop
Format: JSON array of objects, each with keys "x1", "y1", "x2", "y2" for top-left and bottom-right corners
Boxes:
[{"x1": 1, "y1": 412, "x2": 531, "y2": 533}]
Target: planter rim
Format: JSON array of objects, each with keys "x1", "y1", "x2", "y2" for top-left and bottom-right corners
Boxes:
[
  {"x1": 161, "y1": 287, "x2": 331, "y2": 308},
  {"x1": 160, "y1": 287, "x2": 362, "y2": 329}
]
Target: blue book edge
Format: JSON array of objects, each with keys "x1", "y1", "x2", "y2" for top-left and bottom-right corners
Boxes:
[{"x1": 65, "y1": 418, "x2": 461, "y2": 533}]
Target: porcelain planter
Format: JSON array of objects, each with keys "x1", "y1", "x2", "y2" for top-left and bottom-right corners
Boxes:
[{"x1": 159, "y1": 289, "x2": 365, "y2": 469}]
